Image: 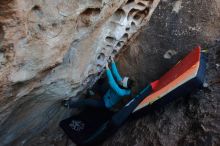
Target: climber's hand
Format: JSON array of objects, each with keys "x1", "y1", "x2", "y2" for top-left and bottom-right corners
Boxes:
[
  {"x1": 109, "y1": 56, "x2": 115, "y2": 63},
  {"x1": 107, "y1": 56, "x2": 111, "y2": 63},
  {"x1": 111, "y1": 56, "x2": 115, "y2": 63},
  {"x1": 106, "y1": 63, "x2": 109, "y2": 69}
]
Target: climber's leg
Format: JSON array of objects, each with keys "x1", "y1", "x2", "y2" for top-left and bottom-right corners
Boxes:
[{"x1": 63, "y1": 98, "x2": 106, "y2": 109}]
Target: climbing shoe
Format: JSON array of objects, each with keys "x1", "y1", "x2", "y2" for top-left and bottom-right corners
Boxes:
[{"x1": 62, "y1": 99, "x2": 70, "y2": 109}]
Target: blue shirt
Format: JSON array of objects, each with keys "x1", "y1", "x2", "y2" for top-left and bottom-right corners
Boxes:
[{"x1": 103, "y1": 62, "x2": 131, "y2": 108}]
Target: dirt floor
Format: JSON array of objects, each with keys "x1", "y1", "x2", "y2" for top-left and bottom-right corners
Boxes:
[{"x1": 102, "y1": 0, "x2": 220, "y2": 146}]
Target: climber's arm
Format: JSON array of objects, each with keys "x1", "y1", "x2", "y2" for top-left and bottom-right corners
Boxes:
[
  {"x1": 111, "y1": 60, "x2": 123, "y2": 82},
  {"x1": 106, "y1": 66, "x2": 130, "y2": 96}
]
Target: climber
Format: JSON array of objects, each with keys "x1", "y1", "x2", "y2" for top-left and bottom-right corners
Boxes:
[{"x1": 63, "y1": 57, "x2": 134, "y2": 109}]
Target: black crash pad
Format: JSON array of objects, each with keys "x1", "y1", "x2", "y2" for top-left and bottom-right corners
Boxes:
[{"x1": 59, "y1": 108, "x2": 114, "y2": 145}]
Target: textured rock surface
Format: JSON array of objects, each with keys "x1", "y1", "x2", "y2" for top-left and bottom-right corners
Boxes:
[
  {"x1": 0, "y1": 0, "x2": 160, "y2": 146},
  {"x1": 0, "y1": 0, "x2": 219, "y2": 146},
  {"x1": 103, "y1": 0, "x2": 220, "y2": 145}
]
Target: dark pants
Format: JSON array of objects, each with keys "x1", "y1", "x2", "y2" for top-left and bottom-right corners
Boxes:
[
  {"x1": 69, "y1": 98, "x2": 106, "y2": 109},
  {"x1": 93, "y1": 77, "x2": 108, "y2": 97}
]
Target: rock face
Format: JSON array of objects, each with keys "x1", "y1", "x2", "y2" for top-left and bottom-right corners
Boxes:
[{"x1": 0, "y1": 0, "x2": 160, "y2": 145}]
